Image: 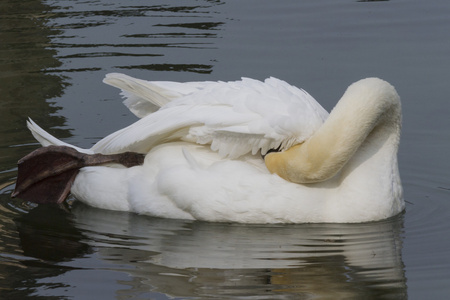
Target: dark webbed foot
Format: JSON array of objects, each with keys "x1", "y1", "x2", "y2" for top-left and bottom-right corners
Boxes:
[{"x1": 12, "y1": 146, "x2": 145, "y2": 204}]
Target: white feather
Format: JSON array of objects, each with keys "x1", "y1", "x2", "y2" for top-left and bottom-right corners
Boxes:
[
  {"x1": 93, "y1": 75, "x2": 328, "y2": 158},
  {"x1": 103, "y1": 73, "x2": 217, "y2": 118},
  {"x1": 27, "y1": 118, "x2": 92, "y2": 154}
]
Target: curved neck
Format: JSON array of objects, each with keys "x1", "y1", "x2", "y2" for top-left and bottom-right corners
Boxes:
[{"x1": 265, "y1": 78, "x2": 401, "y2": 184}]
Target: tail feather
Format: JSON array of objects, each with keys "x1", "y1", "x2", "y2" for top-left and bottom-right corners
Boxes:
[
  {"x1": 103, "y1": 73, "x2": 177, "y2": 118},
  {"x1": 27, "y1": 119, "x2": 92, "y2": 154}
]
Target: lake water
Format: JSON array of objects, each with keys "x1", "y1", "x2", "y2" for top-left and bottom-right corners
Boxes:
[{"x1": 1, "y1": 0, "x2": 450, "y2": 299}]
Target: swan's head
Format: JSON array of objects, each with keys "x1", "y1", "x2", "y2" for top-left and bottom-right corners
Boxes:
[{"x1": 265, "y1": 78, "x2": 401, "y2": 184}]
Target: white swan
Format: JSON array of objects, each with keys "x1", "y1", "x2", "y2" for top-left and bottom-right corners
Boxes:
[{"x1": 13, "y1": 74, "x2": 404, "y2": 223}]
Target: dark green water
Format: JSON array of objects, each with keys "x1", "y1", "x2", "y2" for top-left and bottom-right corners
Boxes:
[{"x1": 1, "y1": 0, "x2": 450, "y2": 299}]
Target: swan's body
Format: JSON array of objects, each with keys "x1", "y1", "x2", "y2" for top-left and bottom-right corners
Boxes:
[{"x1": 21, "y1": 74, "x2": 404, "y2": 223}]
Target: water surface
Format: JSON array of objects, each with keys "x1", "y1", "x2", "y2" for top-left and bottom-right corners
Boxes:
[{"x1": 1, "y1": 0, "x2": 450, "y2": 299}]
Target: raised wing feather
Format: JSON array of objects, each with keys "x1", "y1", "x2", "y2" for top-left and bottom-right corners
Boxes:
[
  {"x1": 103, "y1": 73, "x2": 216, "y2": 118},
  {"x1": 92, "y1": 75, "x2": 329, "y2": 158}
]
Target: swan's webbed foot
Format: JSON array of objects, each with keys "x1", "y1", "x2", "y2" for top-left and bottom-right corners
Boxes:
[{"x1": 12, "y1": 145, "x2": 145, "y2": 204}]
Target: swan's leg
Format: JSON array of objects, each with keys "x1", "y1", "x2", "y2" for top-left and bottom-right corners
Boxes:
[{"x1": 12, "y1": 145, "x2": 145, "y2": 204}]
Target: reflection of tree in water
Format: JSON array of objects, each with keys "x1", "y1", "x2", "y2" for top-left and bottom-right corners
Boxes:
[
  {"x1": 0, "y1": 0, "x2": 225, "y2": 176},
  {"x1": 0, "y1": 0, "x2": 70, "y2": 165},
  {"x1": 119, "y1": 63, "x2": 213, "y2": 74},
  {"x1": 0, "y1": 0, "x2": 73, "y2": 298},
  {"x1": 41, "y1": 1, "x2": 224, "y2": 75}
]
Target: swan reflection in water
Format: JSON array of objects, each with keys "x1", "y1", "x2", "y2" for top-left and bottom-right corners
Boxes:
[{"x1": 16, "y1": 203, "x2": 407, "y2": 299}]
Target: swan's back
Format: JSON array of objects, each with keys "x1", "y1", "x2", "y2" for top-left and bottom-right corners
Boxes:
[{"x1": 94, "y1": 74, "x2": 329, "y2": 158}]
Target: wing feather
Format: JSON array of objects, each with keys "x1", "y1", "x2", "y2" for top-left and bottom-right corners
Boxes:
[
  {"x1": 103, "y1": 73, "x2": 216, "y2": 118},
  {"x1": 93, "y1": 74, "x2": 329, "y2": 158}
]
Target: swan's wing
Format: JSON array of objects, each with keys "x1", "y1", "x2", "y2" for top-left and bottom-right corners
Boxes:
[
  {"x1": 194, "y1": 77, "x2": 329, "y2": 157},
  {"x1": 103, "y1": 73, "x2": 216, "y2": 118},
  {"x1": 93, "y1": 76, "x2": 329, "y2": 158},
  {"x1": 91, "y1": 106, "x2": 201, "y2": 154}
]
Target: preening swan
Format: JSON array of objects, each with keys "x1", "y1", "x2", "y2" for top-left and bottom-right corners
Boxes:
[{"x1": 12, "y1": 74, "x2": 404, "y2": 223}]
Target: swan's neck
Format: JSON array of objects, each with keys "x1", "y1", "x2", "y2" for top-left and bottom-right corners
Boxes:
[{"x1": 265, "y1": 78, "x2": 401, "y2": 184}]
